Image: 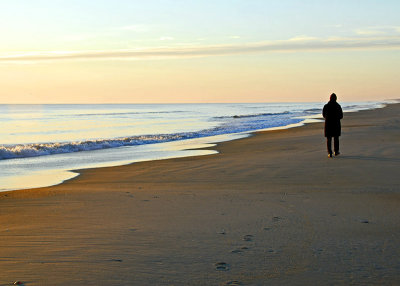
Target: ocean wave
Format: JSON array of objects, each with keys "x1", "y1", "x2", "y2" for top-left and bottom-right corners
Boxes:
[
  {"x1": 303, "y1": 108, "x2": 321, "y2": 114},
  {"x1": 71, "y1": 110, "x2": 188, "y2": 117},
  {"x1": 0, "y1": 111, "x2": 301, "y2": 160},
  {"x1": 0, "y1": 135, "x2": 184, "y2": 160},
  {"x1": 341, "y1": 104, "x2": 382, "y2": 111},
  {"x1": 214, "y1": 111, "x2": 290, "y2": 119}
]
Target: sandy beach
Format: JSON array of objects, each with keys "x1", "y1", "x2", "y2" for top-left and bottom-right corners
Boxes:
[{"x1": 1, "y1": 103, "x2": 399, "y2": 285}]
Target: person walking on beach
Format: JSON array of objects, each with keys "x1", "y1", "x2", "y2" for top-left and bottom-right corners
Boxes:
[{"x1": 323, "y1": 93, "x2": 343, "y2": 158}]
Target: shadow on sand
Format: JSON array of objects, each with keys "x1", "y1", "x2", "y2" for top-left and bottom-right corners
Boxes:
[{"x1": 339, "y1": 155, "x2": 400, "y2": 163}]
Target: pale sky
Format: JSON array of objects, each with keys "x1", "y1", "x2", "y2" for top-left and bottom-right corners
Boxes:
[{"x1": 1, "y1": 0, "x2": 399, "y2": 103}]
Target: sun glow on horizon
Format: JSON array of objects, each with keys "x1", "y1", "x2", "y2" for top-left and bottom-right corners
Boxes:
[{"x1": 0, "y1": 0, "x2": 399, "y2": 103}]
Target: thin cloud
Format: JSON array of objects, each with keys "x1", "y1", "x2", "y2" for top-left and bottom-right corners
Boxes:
[
  {"x1": 355, "y1": 29, "x2": 386, "y2": 36},
  {"x1": 288, "y1": 35, "x2": 318, "y2": 41},
  {"x1": 355, "y1": 26, "x2": 400, "y2": 36},
  {"x1": 2, "y1": 36, "x2": 400, "y2": 63},
  {"x1": 159, "y1": 36, "x2": 174, "y2": 41}
]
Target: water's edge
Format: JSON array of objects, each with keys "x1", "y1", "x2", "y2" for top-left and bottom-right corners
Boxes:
[{"x1": 0, "y1": 102, "x2": 392, "y2": 193}]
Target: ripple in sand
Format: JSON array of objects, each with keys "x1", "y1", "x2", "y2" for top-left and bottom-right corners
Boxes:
[{"x1": 243, "y1": 234, "x2": 253, "y2": 241}]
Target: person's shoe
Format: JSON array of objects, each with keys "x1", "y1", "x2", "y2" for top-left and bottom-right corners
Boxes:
[
  {"x1": 334, "y1": 152, "x2": 340, "y2": 156},
  {"x1": 328, "y1": 153, "x2": 333, "y2": 158}
]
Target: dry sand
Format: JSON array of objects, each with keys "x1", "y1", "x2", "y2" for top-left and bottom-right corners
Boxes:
[{"x1": 0, "y1": 103, "x2": 399, "y2": 286}]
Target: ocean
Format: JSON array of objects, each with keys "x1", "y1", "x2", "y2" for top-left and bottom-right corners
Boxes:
[{"x1": 0, "y1": 102, "x2": 386, "y2": 191}]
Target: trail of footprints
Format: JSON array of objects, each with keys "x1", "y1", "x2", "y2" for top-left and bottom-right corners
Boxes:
[{"x1": 215, "y1": 216, "x2": 285, "y2": 285}]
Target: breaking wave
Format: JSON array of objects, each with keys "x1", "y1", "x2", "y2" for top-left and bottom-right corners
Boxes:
[
  {"x1": 0, "y1": 135, "x2": 184, "y2": 160},
  {"x1": 71, "y1": 110, "x2": 188, "y2": 117},
  {"x1": 0, "y1": 111, "x2": 302, "y2": 160},
  {"x1": 214, "y1": 111, "x2": 291, "y2": 119},
  {"x1": 304, "y1": 108, "x2": 321, "y2": 114}
]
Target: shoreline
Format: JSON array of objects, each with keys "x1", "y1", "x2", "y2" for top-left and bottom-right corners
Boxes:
[
  {"x1": 0, "y1": 103, "x2": 399, "y2": 285},
  {"x1": 0, "y1": 101, "x2": 387, "y2": 193}
]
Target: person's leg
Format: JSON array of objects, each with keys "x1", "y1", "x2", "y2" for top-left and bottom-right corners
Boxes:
[
  {"x1": 327, "y1": 137, "x2": 333, "y2": 157},
  {"x1": 334, "y1": 136, "x2": 340, "y2": 155}
]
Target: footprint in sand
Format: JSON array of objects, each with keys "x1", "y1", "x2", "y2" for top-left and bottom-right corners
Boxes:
[
  {"x1": 272, "y1": 216, "x2": 283, "y2": 222},
  {"x1": 267, "y1": 248, "x2": 282, "y2": 254},
  {"x1": 243, "y1": 234, "x2": 253, "y2": 242},
  {"x1": 313, "y1": 248, "x2": 324, "y2": 255},
  {"x1": 215, "y1": 262, "x2": 230, "y2": 271},
  {"x1": 231, "y1": 246, "x2": 249, "y2": 254},
  {"x1": 224, "y1": 281, "x2": 242, "y2": 286},
  {"x1": 231, "y1": 249, "x2": 242, "y2": 254},
  {"x1": 218, "y1": 229, "x2": 226, "y2": 235}
]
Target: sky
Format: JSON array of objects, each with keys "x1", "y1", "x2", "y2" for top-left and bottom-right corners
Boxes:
[{"x1": 0, "y1": 0, "x2": 399, "y2": 103}]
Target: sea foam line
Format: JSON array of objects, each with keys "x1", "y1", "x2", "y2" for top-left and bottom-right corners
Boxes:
[
  {"x1": 0, "y1": 134, "x2": 183, "y2": 160},
  {"x1": 0, "y1": 111, "x2": 302, "y2": 160}
]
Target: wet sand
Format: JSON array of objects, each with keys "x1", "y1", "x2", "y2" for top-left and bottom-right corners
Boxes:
[{"x1": 1, "y1": 103, "x2": 399, "y2": 286}]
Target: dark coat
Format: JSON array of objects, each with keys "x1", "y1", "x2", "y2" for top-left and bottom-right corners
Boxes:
[{"x1": 323, "y1": 101, "x2": 343, "y2": 137}]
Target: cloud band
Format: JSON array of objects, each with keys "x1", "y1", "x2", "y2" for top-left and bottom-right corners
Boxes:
[{"x1": 1, "y1": 36, "x2": 400, "y2": 62}]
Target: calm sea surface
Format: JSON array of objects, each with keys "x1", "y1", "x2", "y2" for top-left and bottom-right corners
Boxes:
[{"x1": 0, "y1": 102, "x2": 385, "y2": 191}]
